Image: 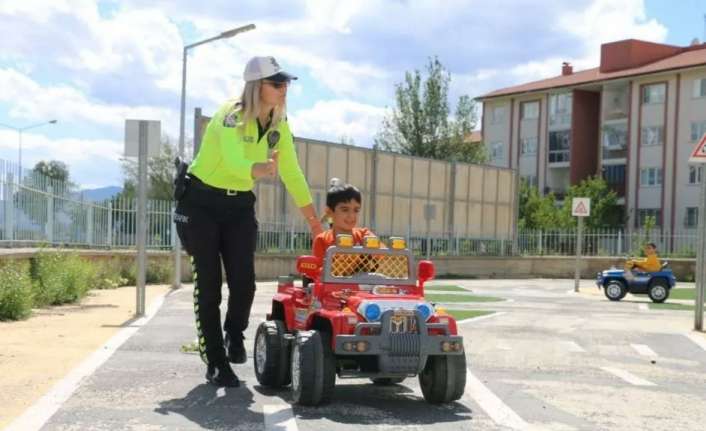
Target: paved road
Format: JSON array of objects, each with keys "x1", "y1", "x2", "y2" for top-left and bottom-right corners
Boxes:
[{"x1": 25, "y1": 279, "x2": 706, "y2": 430}]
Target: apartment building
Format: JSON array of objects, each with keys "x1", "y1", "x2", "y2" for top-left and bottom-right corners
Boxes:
[{"x1": 479, "y1": 38, "x2": 706, "y2": 232}]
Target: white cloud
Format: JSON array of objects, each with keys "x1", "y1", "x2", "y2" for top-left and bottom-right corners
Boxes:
[
  {"x1": 0, "y1": 129, "x2": 123, "y2": 187},
  {"x1": 288, "y1": 99, "x2": 387, "y2": 147},
  {"x1": 0, "y1": 68, "x2": 176, "y2": 132}
]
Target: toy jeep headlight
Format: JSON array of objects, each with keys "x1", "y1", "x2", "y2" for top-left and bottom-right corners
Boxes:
[
  {"x1": 336, "y1": 234, "x2": 353, "y2": 247},
  {"x1": 416, "y1": 303, "x2": 434, "y2": 321},
  {"x1": 363, "y1": 303, "x2": 381, "y2": 321},
  {"x1": 363, "y1": 235, "x2": 380, "y2": 249},
  {"x1": 390, "y1": 237, "x2": 406, "y2": 250}
]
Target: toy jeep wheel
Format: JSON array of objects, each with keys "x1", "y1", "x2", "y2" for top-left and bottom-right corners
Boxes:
[
  {"x1": 371, "y1": 377, "x2": 405, "y2": 385},
  {"x1": 420, "y1": 354, "x2": 467, "y2": 404},
  {"x1": 254, "y1": 320, "x2": 290, "y2": 388},
  {"x1": 604, "y1": 280, "x2": 626, "y2": 301},
  {"x1": 648, "y1": 279, "x2": 669, "y2": 303},
  {"x1": 291, "y1": 330, "x2": 336, "y2": 406}
]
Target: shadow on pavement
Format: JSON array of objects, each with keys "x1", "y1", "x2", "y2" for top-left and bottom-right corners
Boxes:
[
  {"x1": 155, "y1": 383, "x2": 259, "y2": 429},
  {"x1": 255, "y1": 382, "x2": 473, "y2": 426}
]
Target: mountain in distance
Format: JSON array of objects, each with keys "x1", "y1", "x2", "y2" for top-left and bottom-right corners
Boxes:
[{"x1": 80, "y1": 186, "x2": 122, "y2": 202}]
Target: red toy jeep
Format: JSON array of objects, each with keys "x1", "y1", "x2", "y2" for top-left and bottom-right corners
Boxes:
[{"x1": 253, "y1": 235, "x2": 467, "y2": 406}]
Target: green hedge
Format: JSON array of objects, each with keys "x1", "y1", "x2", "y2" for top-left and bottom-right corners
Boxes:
[
  {"x1": 0, "y1": 253, "x2": 177, "y2": 321},
  {"x1": 0, "y1": 261, "x2": 33, "y2": 320}
]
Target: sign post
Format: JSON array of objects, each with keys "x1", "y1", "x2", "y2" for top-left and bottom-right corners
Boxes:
[
  {"x1": 688, "y1": 133, "x2": 706, "y2": 331},
  {"x1": 125, "y1": 120, "x2": 161, "y2": 317},
  {"x1": 572, "y1": 197, "x2": 591, "y2": 293}
]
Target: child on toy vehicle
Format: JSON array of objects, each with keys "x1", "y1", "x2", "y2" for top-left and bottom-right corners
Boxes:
[{"x1": 312, "y1": 180, "x2": 384, "y2": 277}]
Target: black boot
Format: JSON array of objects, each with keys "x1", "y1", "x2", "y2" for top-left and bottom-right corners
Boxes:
[
  {"x1": 225, "y1": 332, "x2": 247, "y2": 364},
  {"x1": 205, "y1": 362, "x2": 240, "y2": 387}
]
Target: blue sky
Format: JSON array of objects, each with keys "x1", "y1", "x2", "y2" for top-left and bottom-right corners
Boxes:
[{"x1": 0, "y1": 0, "x2": 704, "y2": 188}]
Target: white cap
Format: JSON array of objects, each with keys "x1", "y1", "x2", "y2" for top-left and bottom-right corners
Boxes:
[{"x1": 243, "y1": 56, "x2": 297, "y2": 82}]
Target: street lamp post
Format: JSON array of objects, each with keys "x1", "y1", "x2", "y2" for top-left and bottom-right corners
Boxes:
[
  {"x1": 174, "y1": 24, "x2": 256, "y2": 289},
  {"x1": 0, "y1": 120, "x2": 58, "y2": 173}
]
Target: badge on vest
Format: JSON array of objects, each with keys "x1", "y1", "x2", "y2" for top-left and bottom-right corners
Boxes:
[
  {"x1": 267, "y1": 130, "x2": 280, "y2": 149},
  {"x1": 242, "y1": 136, "x2": 255, "y2": 143},
  {"x1": 223, "y1": 111, "x2": 238, "y2": 128}
]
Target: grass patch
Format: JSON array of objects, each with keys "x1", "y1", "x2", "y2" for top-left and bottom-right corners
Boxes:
[
  {"x1": 649, "y1": 302, "x2": 695, "y2": 311},
  {"x1": 425, "y1": 293, "x2": 503, "y2": 303},
  {"x1": 446, "y1": 309, "x2": 495, "y2": 320},
  {"x1": 669, "y1": 288, "x2": 696, "y2": 300},
  {"x1": 426, "y1": 284, "x2": 468, "y2": 292},
  {"x1": 180, "y1": 341, "x2": 200, "y2": 354}
]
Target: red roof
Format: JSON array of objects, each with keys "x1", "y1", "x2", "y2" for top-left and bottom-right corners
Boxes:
[{"x1": 479, "y1": 41, "x2": 706, "y2": 100}]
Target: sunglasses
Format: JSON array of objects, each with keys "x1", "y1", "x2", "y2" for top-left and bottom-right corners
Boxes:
[{"x1": 263, "y1": 80, "x2": 289, "y2": 89}]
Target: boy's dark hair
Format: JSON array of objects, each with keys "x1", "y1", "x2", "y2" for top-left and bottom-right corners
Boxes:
[
  {"x1": 326, "y1": 183, "x2": 362, "y2": 210},
  {"x1": 646, "y1": 242, "x2": 657, "y2": 250}
]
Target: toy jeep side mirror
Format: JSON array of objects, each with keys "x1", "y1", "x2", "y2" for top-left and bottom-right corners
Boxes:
[
  {"x1": 297, "y1": 256, "x2": 321, "y2": 281},
  {"x1": 418, "y1": 260, "x2": 435, "y2": 285}
]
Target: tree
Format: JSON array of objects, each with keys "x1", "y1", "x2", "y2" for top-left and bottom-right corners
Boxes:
[
  {"x1": 519, "y1": 176, "x2": 623, "y2": 230},
  {"x1": 119, "y1": 136, "x2": 178, "y2": 201},
  {"x1": 518, "y1": 179, "x2": 563, "y2": 229},
  {"x1": 560, "y1": 176, "x2": 622, "y2": 229},
  {"x1": 33, "y1": 160, "x2": 70, "y2": 183},
  {"x1": 375, "y1": 57, "x2": 486, "y2": 164}
]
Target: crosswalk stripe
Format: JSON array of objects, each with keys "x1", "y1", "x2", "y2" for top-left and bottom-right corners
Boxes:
[
  {"x1": 264, "y1": 404, "x2": 298, "y2": 431},
  {"x1": 600, "y1": 366, "x2": 656, "y2": 386},
  {"x1": 465, "y1": 368, "x2": 529, "y2": 430},
  {"x1": 631, "y1": 344, "x2": 658, "y2": 357}
]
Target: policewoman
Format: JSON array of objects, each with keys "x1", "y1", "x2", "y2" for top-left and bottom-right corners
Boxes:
[{"x1": 175, "y1": 56, "x2": 323, "y2": 387}]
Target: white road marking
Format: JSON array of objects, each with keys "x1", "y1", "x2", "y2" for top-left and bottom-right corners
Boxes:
[
  {"x1": 631, "y1": 344, "x2": 658, "y2": 357},
  {"x1": 465, "y1": 368, "x2": 529, "y2": 430},
  {"x1": 684, "y1": 332, "x2": 706, "y2": 353},
  {"x1": 562, "y1": 341, "x2": 586, "y2": 353},
  {"x1": 4, "y1": 290, "x2": 172, "y2": 431},
  {"x1": 264, "y1": 404, "x2": 299, "y2": 431},
  {"x1": 638, "y1": 303, "x2": 649, "y2": 312},
  {"x1": 458, "y1": 311, "x2": 506, "y2": 325},
  {"x1": 496, "y1": 341, "x2": 512, "y2": 351},
  {"x1": 600, "y1": 366, "x2": 657, "y2": 386}
]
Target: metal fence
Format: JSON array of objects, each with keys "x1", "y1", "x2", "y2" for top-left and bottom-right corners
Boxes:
[
  {"x1": 517, "y1": 228, "x2": 700, "y2": 258},
  {"x1": 1, "y1": 157, "x2": 700, "y2": 258}
]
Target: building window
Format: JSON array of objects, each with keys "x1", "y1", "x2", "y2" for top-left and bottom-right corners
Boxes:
[
  {"x1": 603, "y1": 84, "x2": 629, "y2": 120},
  {"x1": 521, "y1": 102, "x2": 539, "y2": 120},
  {"x1": 639, "y1": 167, "x2": 663, "y2": 186},
  {"x1": 603, "y1": 164, "x2": 626, "y2": 184},
  {"x1": 640, "y1": 126, "x2": 663, "y2": 146},
  {"x1": 549, "y1": 92, "x2": 572, "y2": 127},
  {"x1": 490, "y1": 142, "x2": 504, "y2": 161},
  {"x1": 520, "y1": 137, "x2": 538, "y2": 155},
  {"x1": 602, "y1": 122, "x2": 628, "y2": 159},
  {"x1": 642, "y1": 83, "x2": 665, "y2": 104},
  {"x1": 686, "y1": 207, "x2": 699, "y2": 228},
  {"x1": 693, "y1": 78, "x2": 706, "y2": 98},
  {"x1": 688, "y1": 166, "x2": 703, "y2": 184},
  {"x1": 638, "y1": 209, "x2": 662, "y2": 227},
  {"x1": 490, "y1": 106, "x2": 506, "y2": 124},
  {"x1": 522, "y1": 175, "x2": 538, "y2": 187},
  {"x1": 690, "y1": 121, "x2": 706, "y2": 142},
  {"x1": 548, "y1": 130, "x2": 570, "y2": 163}
]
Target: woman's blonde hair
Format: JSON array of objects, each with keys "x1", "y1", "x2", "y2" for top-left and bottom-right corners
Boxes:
[{"x1": 237, "y1": 80, "x2": 286, "y2": 129}]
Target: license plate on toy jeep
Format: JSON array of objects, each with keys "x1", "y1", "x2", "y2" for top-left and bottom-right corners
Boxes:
[{"x1": 389, "y1": 310, "x2": 417, "y2": 334}]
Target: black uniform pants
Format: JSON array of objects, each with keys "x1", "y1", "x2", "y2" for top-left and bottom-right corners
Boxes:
[{"x1": 174, "y1": 182, "x2": 258, "y2": 366}]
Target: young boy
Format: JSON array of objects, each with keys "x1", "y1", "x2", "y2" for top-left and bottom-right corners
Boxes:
[
  {"x1": 312, "y1": 182, "x2": 376, "y2": 262},
  {"x1": 625, "y1": 242, "x2": 662, "y2": 274}
]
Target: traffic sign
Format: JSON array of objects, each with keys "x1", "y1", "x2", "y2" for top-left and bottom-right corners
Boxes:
[
  {"x1": 688, "y1": 133, "x2": 706, "y2": 164},
  {"x1": 572, "y1": 198, "x2": 591, "y2": 217}
]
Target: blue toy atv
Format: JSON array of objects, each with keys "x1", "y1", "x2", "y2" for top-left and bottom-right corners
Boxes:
[{"x1": 596, "y1": 262, "x2": 676, "y2": 303}]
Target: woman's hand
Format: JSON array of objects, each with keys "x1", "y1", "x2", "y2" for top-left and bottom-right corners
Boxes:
[{"x1": 251, "y1": 150, "x2": 278, "y2": 179}]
